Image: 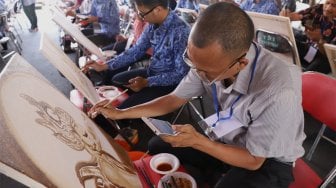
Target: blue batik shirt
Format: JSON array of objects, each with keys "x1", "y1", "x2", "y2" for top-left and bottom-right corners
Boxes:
[
  {"x1": 90, "y1": 0, "x2": 120, "y2": 38},
  {"x1": 240, "y1": 0, "x2": 280, "y2": 15},
  {"x1": 107, "y1": 11, "x2": 190, "y2": 87},
  {"x1": 177, "y1": 0, "x2": 199, "y2": 12},
  {"x1": 0, "y1": 0, "x2": 6, "y2": 13}
]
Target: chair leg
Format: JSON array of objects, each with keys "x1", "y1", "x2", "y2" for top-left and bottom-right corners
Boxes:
[
  {"x1": 306, "y1": 124, "x2": 327, "y2": 161},
  {"x1": 171, "y1": 96, "x2": 206, "y2": 124},
  {"x1": 188, "y1": 101, "x2": 205, "y2": 120},
  {"x1": 171, "y1": 103, "x2": 187, "y2": 124},
  {"x1": 197, "y1": 96, "x2": 206, "y2": 118},
  {"x1": 2, "y1": 51, "x2": 16, "y2": 60},
  {"x1": 7, "y1": 31, "x2": 22, "y2": 54},
  {"x1": 320, "y1": 164, "x2": 336, "y2": 188}
]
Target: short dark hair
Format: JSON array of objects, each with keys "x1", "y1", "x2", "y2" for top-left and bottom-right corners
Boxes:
[
  {"x1": 191, "y1": 2, "x2": 254, "y2": 55},
  {"x1": 134, "y1": 0, "x2": 168, "y2": 9}
]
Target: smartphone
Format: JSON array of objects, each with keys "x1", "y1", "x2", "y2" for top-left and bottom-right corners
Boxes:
[{"x1": 141, "y1": 117, "x2": 176, "y2": 136}]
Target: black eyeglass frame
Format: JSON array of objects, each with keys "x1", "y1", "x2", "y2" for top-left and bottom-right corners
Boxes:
[
  {"x1": 182, "y1": 48, "x2": 247, "y2": 84},
  {"x1": 137, "y1": 6, "x2": 158, "y2": 19}
]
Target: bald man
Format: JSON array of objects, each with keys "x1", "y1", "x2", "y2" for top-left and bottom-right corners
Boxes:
[{"x1": 89, "y1": 2, "x2": 305, "y2": 187}]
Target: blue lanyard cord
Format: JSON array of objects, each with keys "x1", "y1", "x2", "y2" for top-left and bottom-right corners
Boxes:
[
  {"x1": 211, "y1": 42, "x2": 259, "y2": 128},
  {"x1": 211, "y1": 83, "x2": 242, "y2": 127}
]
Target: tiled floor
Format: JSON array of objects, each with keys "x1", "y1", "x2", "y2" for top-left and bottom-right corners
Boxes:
[{"x1": 0, "y1": 2, "x2": 335, "y2": 187}]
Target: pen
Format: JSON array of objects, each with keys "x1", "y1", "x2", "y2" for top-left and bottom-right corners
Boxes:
[
  {"x1": 140, "y1": 150, "x2": 149, "y2": 161},
  {"x1": 103, "y1": 89, "x2": 128, "y2": 107}
]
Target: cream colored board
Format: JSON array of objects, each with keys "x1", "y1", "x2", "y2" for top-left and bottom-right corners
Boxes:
[
  {"x1": 247, "y1": 12, "x2": 301, "y2": 68},
  {"x1": 324, "y1": 43, "x2": 336, "y2": 78},
  {"x1": 0, "y1": 54, "x2": 141, "y2": 188},
  {"x1": 51, "y1": 10, "x2": 106, "y2": 61},
  {"x1": 40, "y1": 34, "x2": 100, "y2": 104}
]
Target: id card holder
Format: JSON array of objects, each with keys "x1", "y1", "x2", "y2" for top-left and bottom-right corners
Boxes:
[
  {"x1": 198, "y1": 110, "x2": 244, "y2": 140},
  {"x1": 304, "y1": 45, "x2": 318, "y2": 63},
  {"x1": 198, "y1": 120, "x2": 219, "y2": 141}
]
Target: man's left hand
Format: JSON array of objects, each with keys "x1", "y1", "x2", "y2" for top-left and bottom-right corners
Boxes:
[
  {"x1": 160, "y1": 124, "x2": 204, "y2": 147},
  {"x1": 125, "y1": 77, "x2": 148, "y2": 92}
]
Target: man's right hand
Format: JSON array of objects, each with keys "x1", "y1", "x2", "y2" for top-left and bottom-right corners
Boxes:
[
  {"x1": 88, "y1": 99, "x2": 123, "y2": 120},
  {"x1": 82, "y1": 60, "x2": 108, "y2": 73}
]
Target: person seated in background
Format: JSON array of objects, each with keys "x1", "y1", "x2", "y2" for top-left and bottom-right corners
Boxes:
[
  {"x1": 64, "y1": 0, "x2": 92, "y2": 17},
  {"x1": 175, "y1": 0, "x2": 199, "y2": 24},
  {"x1": 0, "y1": 0, "x2": 9, "y2": 51},
  {"x1": 79, "y1": 0, "x2": 120, "y2": 48},
  {"x1": 240, "y1": 0, "x2": 281, "y2": 15},
  {"x1": 61, "y1": 0, "x2": 76, "y2": 7},
  {"x1": 101, "y1": 2, "x2": 152, "y2": 56},
  {"x1": 65, "y1": 0, "x2": 83, "y2": 14},
  {"x1": 280, "y1": 0, "x2": 336, "y2": 74},
  {"x1": 281, "y1": 0, "x2": 296, "y2": 12},
  {"x1": 62, "y1": 0, "x2": 93, "y2": 53},
  {"x1": 88, "y1": 2, "x2": 305, "y2": 187},
  {"x1": 83, "y1": 0, "x2": 190, "y2": 109}
]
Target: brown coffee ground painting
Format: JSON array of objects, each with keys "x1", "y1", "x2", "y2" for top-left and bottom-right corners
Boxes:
[{"x1": 20, "y1": 94, "x2": 136, "y2": 188}]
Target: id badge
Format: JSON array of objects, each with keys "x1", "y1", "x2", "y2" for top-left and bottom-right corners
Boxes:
[
  {"x1": 198, "y1": 110, "x2": 244, "y2": 140},
  {"x1": 304, "y1": 45, "x2": 318, "y2": 63}
]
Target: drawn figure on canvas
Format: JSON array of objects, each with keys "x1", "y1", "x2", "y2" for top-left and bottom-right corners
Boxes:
[{"x1": 20, "y1": 94, "x2": 137, "y2": 188}]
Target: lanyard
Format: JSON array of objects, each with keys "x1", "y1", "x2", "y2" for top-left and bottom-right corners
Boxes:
[{"x1": 211, "y1": 43, "x2": 259, "y2": 127}]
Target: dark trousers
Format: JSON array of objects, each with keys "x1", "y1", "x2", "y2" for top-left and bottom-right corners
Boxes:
[
  {"x1": 81, "y1": 28, "x2": 116, "y2": 48},
  {"x1": 112, "y1": 69, "x2": 176, "y2": 109},
  {"x1": 148, "y1": 136, "x2": 294, "y2": 188},
  {"x1": 215, "y1": 159, "x2": 294, "y2": 188},
  {"x1": 22, "y1": 3, "x2": 37, "y2": 29}
]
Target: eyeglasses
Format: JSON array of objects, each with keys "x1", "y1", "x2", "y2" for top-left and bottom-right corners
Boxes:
[
  {"x1": 137, "y1": 6, "x2": 158, "y2": 20},
  {"x1": 183, "y1": 48, "x2": 246, "y2": 84}
]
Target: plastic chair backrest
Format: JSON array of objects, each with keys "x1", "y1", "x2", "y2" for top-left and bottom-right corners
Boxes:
[
  {"x1": 302, "y1": 72, "x2": 336, "y2": 132},
  {"x1": 324, "y1": 43, "x2": 336, "y2": 78},
  {"x1": 256, "y1": 29, "x2": 297, "y2": 65}
]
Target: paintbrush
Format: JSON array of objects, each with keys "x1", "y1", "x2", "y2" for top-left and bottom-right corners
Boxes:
[{"x1": 103, "y1": 89, "x2": 128, "y2": 108}]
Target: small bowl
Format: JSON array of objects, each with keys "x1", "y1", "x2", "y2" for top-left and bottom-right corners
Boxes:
[
  {"x1": 158, "y1": 172, "x2": 197, "y2": 188},
  {"x1": 101, "y1": 88, "x2": 119, "y2": 98},
  {"x1": 149, "y1": 153, "x2": 180, "y2": 175}
]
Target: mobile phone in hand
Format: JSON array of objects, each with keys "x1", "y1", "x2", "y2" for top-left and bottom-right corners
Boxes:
[{"x1": 141, "y1": 117, "x2": 177, "y2": 136}]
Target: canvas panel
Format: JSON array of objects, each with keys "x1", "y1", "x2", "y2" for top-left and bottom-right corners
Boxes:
[
  {"x1": 40, "y1": 34, "x2": 100, "y2": 104},
  {"x1": 324, "y1": 43, "x2": 336, "y2": 78},
  {"x1": 51, "y1": 8, "x2": 106, "y2": 61},
  {"x1": 0, "y1": 54, "x2": 141, "y2": 188}
]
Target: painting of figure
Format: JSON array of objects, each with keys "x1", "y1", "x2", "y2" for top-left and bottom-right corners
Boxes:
[{"x1": 0, "y1": 54, "x2": 141, "y2": 187}]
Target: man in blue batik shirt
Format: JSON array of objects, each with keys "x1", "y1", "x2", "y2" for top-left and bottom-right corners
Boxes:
[
  {"x1": 240, "y1": 0, "x2": 280, "y2": 15},
  {"x1": 84, "y1": 0, "x2": 190, "y2": 109},
  {"x1": 81, "y1": 0, "x2": 120, "y2": 47}
]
